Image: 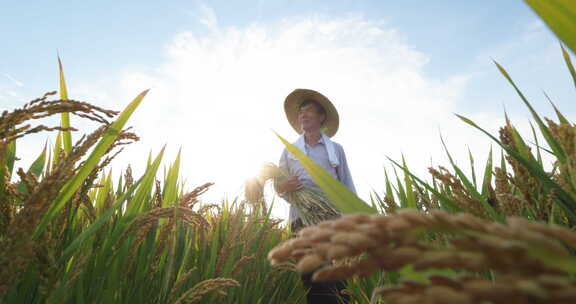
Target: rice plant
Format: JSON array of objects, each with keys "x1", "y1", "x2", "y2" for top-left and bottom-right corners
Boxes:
[
  {"x1": 271, "y1": 2, "x2": 576, "y2": 302},
  {"x1": 0, "y1": 63, "x2": 304, "y2": 303}
]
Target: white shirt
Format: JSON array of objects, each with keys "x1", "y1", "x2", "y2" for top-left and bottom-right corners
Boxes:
[{"x1": 278, "y1": 136, "x2": 356, "y2": 222}]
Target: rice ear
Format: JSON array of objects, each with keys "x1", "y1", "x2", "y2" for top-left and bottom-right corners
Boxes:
[{"x1": 244, "y1": 178, "x2": 264, "y2": 203}]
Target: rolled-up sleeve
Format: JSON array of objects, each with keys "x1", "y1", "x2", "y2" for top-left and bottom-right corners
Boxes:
[{"x1": 336, "y1": 145, "x2": 356, "y2": 194}]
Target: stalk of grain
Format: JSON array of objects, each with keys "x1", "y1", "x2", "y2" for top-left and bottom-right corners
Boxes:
[{"x1": 245, "y1": 163, "x2": 341, "y2": 227}]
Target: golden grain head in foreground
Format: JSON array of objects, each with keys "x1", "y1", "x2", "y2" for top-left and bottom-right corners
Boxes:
[{"x1": 268, "y1": 209, "x2": 576, "y2": 303}]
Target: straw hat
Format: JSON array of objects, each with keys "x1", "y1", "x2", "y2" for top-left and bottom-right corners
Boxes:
[{"x1": 284, "y1": 89, "x2": 340, "y2": 137}]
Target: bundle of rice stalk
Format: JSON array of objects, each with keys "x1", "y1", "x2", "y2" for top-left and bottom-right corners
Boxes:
[{"x1": 245, "y1": 163, "x2": 341, "y2": 227}]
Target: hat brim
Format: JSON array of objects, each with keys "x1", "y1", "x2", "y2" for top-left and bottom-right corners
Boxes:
[{"x1": 284, "y1": 89, "x2": 339, "y2": 137}]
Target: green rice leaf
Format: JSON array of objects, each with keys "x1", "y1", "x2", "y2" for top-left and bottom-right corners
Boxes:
[
  {"x1": 52, "y1": 131, "x2": 63, "y2": 170},
  {"x1": 561, "y1": 44, "x2": 576, "y2": 90},
  {"x1": 393, "y1": 167, "x2": 407, "y2": 207},
  {"x1": 494, "y1": 61, "x2": 567, "y2": 164},
  {"x1": 370, "y1": 190, "x2": 384, "y2": 212},
  {"x1": 500, "y1": 149, "x2": 507, "y2": 174},
  {"x1": 59, "y1": 171, "x2": 145, "y2": 262},
  {"x1": 387, "y1": 157, "x2": 461, "y2": 213},
  {"x1": 276, "y1": 132, "x2": 376, "y2": 214},
  {"x1": 529, "y1": 121, "x2": 543, "y2": 166},
  {"x1": 481, "y1": 147, "x2": 493, "y2": 197},
  {"x1": 162, "y1": 149, "x2": 181, "y2": 207},
  {"x1": 34, "y1": 89, "x2": 149, "y2": 239},
  {"x1": 543, "y1": 91, "x2": 569, "y2": 124},
  {"x1": 402, "y1": 156, "x2": 417, "y2": 209},
  {"x1": 0, "y1": 139, "x2": 16, "y2": 201},
  {"x1": 126, "y1": 146, "x2": 166, "y2": 217},
  {"x1": 116, "y1": 172, "x2": 123, "y2": 196},
  {"x1": 524, "y1": 0, "x2": 576, "y2": 54},
  {"x1": 16, "y1": 145, "x2": 46, "y2": 195},
  {"x1": 468, "y1": 147, "x2": 477, "y2": 189},
  {"x1": 0, "y1": 142, "x2": 13, "y2": 200},
  {"x1": 58, "y1": 57, "x2": 72, "y2": 155},
  {"x1": 440, "y1": 135, "x2": 504, "y2": 222},
  {"x1": 6, "y1": 139, "x2": 16, "y2": 177},
  {"x1": 94, "y1": 173, "x2": 111, "y2": 211},
  {"x1": 456, "y1": 113, "x2": 576, "y2": 225},
  {"x1": 510, "y1": 125, "x2": 531, "y2": 160}
]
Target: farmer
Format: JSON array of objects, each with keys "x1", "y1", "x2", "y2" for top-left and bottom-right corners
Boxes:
[{"x1": 275, "y1": 88, "x2": 355, "y2": 304}]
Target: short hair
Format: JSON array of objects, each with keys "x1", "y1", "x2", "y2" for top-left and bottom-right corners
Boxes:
[{"x1": 298, "y1": 99, "x2": 327, "y2": 124}]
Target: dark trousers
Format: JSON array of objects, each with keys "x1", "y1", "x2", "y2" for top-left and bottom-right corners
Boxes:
[
  {"x1": 292, "y1": 219, "x2": 350, "y2": 304},
  {"x1": 302, "y1": 272, "x2": 350, "y2": 304}
]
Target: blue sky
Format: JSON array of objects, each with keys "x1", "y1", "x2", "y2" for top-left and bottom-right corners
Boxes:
[
  {"x1": 3, "y1": 1, "x2": 574, "y2": 115},
  {"x1": 2, "y1": 1, "x2": 568, "y2": 98},
  {"x1": 2, "y1": 1, "x2": 575, "y2": 216}
]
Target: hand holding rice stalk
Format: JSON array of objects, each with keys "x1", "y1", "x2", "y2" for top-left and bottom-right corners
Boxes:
[{"x1": 245, "y1": 163, "x2": 341, "y2": 227}]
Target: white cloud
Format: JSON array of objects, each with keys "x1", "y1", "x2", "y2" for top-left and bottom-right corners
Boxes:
[
  {"x1": 197, "y1": 3, "x2": 219, "y2": 32},
  {"x1": 22, "y1": 10, "x2": 527, "y2": 221},
  {"x1": 0, "y1": 73, "x2": 24, "y2": 104},
  {"x1": 98, "y1": 12, "x2": 501, "y2": 214},
  {"x1": 2, "y1": 73, "x2": 24, "y2": 87}
]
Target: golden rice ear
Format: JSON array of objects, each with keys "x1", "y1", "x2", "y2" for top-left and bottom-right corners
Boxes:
[
  {"x1": 258, "y1": 163, "x2": 283, "y2": 181},
  {"x1": 244, "y1": 178, "x2": 264, "y2": 203}
]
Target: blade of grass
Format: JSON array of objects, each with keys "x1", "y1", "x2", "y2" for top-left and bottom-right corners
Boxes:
[
  {"x1": 58, "y1": 57, "x2": 72, "y2": 155},
  {"x1": 468, "y1": 147, "x2": 477, "y2": 189},
  {"x1": 544, "y1": 91, "x2": 569, "y2": 124},
  {"x1": 500, "y1": 149, "x2": 507, "y2": 174},
  {"x1": 34, "y1": 89, "x2": 149, "y2": 239},
  {"x1": 524, "y1": 0, "x2": 576, "y2": 54},
  {"x1": 0, "y1": 140, "x2": 16, "y2": 202},
  {"x1": 59, "y1": 172, "x2": 146, "y2": 262},
  {"x1": 369, "y1": 190, "x2": 384, "y2": 212},
  {"x1": 440, "y1": 135, "x2": 504, "y2": 222},
  {"x1": 393, "y1": 166, "x2": 407, "y2": 207},
  {"x1": 495, "y1": 61, "x2": 567, "y2": 164},
  {"x1": 16, "y1": 145, "x2": 47, "y2": 195},
  {"x1": 402, "y1": 156, "x2": 417, "y2": 209},
  {"x1": 162, "y1": 149, "x2": 181, "y2": 207},
  {"x1": 53, "y1": 131, "x2": 63, "y2": 170},
  {"x1": 94, "y1": 173, "x2": 111, "y2": 211},
  {"x1": 456, "y1": 113, "x2": 576, "y2": 225},
  {"x1": 480, "y1": 147, "x2": 493, "y2": 197},
  {"x1": 561, "y1": 44, "x2": 576, "y2": 90},
  {"x1": 6, "y1": 139, "x2": 16, "y2": 177},
  {"x1": 529, "y1": 121, "x2": 543, "y2": 166},
  {"x1": 387, "y1": 157, "x2": 461, "y2": 213},
  {"x1": 126, "y1": 146, "x2": 166, "y2": 217}
]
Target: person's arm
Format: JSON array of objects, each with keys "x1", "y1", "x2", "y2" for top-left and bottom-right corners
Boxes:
[{"x1": 336, "y1": 145, "x2": 357, "y2": 194}]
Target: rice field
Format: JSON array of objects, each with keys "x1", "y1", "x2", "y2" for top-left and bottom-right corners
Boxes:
[{"x1": 2, "y1": 1, "x2": 576, "y2": 303}]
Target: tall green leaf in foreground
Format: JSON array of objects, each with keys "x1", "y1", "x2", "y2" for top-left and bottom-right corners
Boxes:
[
  {"x1": 525, "y1": 0, "x2": 576, "y2": 54},
  {"x1": 34, "y1": 89, "x2": 149, "y2": 238},
  {"x1": 276, "y1": 132, "x2": 376, "y2": 214}
]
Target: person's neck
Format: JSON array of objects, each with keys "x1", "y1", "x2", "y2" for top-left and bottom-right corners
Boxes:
[{"x1": 303, "y1": 130, "x2": 322, "y2": 146}]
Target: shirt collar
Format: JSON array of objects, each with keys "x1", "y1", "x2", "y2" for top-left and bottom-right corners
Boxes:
[{"x1": 304, "y1": 135, "x2": 325, "y2": 147}]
